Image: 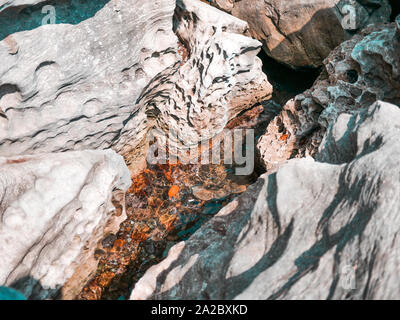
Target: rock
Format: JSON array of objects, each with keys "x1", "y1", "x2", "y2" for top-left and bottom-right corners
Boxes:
[
  {"x1": 258, "y1": 22, "x2": 400, "y2": 171},
  {"x1": 257, "y1": 100, "x2": 300, "y2": 172},
  {"x1": 0, "y1": 0, "x2": 272, "y2": 299},
  {"x1": 0, "y1": 0, "x2": 178, "y2": 166},
  {"x1": 0, "y1": 149, "x2": 131, "y2": 299},
  {"x1": 192, "y1": 184, "x2": 246, "y2": 201},
  {"x1": 210, "y1": 0, "x2": 391, "y2": 68},
  {"x1": 125, "y1": 0, "x2": 272, "y2": 154},
  {"x1": 210, "y1": 0, "x2": 234, "y2": 13},
  {"x1": 0, "y1": 0, "x2": 271, "y2": 171},
  {"x1": 130, "y1": 101, "x2": 400, "y2": 300},
  {"x1": 0, "y1": 1, "x2": 49, "y2": 14}
]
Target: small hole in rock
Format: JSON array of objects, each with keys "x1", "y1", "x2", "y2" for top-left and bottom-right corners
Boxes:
[{"x1": 346, "y1": 69, "x2": 359, "y2": 84}]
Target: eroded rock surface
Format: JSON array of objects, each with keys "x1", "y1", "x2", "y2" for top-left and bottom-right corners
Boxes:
[
  {"x1": 258, "y1": 21, "x2": 400, "y2": 171},
  {"x1": 121, "y1": 0, "x2": 272, "y2": 154},
  {"x1": 130, "y1": 101, "x2": 400, "y2": 300},
  {"x1": 210, "y1": 0, "x2": 391, "y2": 68},
  {"x1": 0, "y1": 149, "x2": 131, "y2": 299},
  {"x1": 0, "y1": 0, "x2": 50, "y2": 13},
  {"x1": 0, "y1": 0, "x2": 271, "y2": 172},
  {"x1": 0, "y1": 0, "x2": 178, "y2": 162}
]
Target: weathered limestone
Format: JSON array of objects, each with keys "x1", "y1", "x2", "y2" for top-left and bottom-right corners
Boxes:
[
  {"x1": 0, "y1": 0, "x2": 271, "y2": 171},
  {"x1": 119, "y1": 0, "x2": 272, "y2": 154},
  {"x1": 0, "y1": 0, "x2": 177, "y2": 165},
  {"x1": 0, "y1": 0, "x2": 273, "y2": 299},
  {"x1": 0, "y1": 149, "x2": 131, "y2": 299}
]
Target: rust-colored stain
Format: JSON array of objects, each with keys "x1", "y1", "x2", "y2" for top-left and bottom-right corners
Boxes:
[
  {"x1": 111, "y1": 239, "x2": 125, "y2": 252},
  {"x1": 5, "y1": 158, "x2": 28, "y2": 164},
  {"x1": 131, "y1": 225, "x2": 150, "y2": 242},
  {"x1": 168, "y1": 185, "x2": 180, "y2": 199},
  {"x1": 280, "y1": 133, "x2": 290, "y2": 141},
  {"x1": 177, "y1": 41, "x2": 189, "y2": 66},
  {"x1": 97, "y1": 271, "x2": 115, "y2": 288}
]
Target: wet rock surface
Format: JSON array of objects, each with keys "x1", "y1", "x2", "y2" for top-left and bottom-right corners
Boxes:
[
  {"x1": 78, "y1": 161, "x2": 254, "y2": 300},
  {"x1": 131, "y1": 101, "x2": 400, "y2": 300}
]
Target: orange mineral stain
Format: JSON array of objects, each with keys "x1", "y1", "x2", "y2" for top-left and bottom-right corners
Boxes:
[
  {"x1": 280, "y1": 133, "x2": 290, "y2": 141},
  {"x1": 110, "y1": 239, "x2": 125, "y2": 252},
  {"x1": 168, "y1": 185, "x2": 180, "y2": 199}
]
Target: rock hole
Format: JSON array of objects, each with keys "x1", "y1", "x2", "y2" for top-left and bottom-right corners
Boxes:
[
  {"x1": 0, "y1": 84, "x2": 21, "y2": 113},
  {"x1": 258, "y1": 49, "x2": 320, "y2": 105},
  {"x1": 346, "y1": 69, "x2": 359, "y2": 84},
  {"x1": 389, "y1": 0, "x2": 400, "y2": 21}
]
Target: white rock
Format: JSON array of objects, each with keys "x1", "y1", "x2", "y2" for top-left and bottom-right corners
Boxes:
[
  {"x1": 0, "y1": 0, "x2": 178, "y2": 158},
  {"x1": 0, "y1": 149, "x2": 131, "y2": 299},
  {"x1": 0, "y1": 0, "x2": 272, "y2": 170}
]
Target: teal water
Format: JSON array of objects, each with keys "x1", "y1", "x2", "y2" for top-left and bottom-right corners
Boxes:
[
  {"x1": 0, "y1": 286, "x2": 26, "y2": 300},
  {"x1": 0, "y1": 0, "x2": 109, "y2": 41}
]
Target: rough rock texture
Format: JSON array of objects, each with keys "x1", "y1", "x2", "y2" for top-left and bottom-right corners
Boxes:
[
  {"x1": 210, "y1": 0, "x2": 391, "y2": 68},
  {"x1": 258, "y1": 21, "x2": 400, "y2": 171},
  {"x1": 0, "y1": 0, "x2": 177, "y2": 162},
  {"x1": 0, "y1": 0, "x2": 271, "y2": 170},
  {"x1": 121, "y1": 0, "x2": 272, "y2": 153},
  {"x1": 0, "y1": 0, "x2": 47, "y2": 14},
  {"x1": 0, "y1": 149, "x2": 131, "y2": 299},
  {"x1": 0, "y1": 0, "x2": 49, "y2": 11},
  {"x1": 130, "y1": 101, "x2": 400, "y2": 300}
]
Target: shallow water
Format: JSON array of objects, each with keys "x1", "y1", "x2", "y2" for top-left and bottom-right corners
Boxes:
[
  {"x1": 78, "y1": 159, "x2": 256, "y2": 300},
  {"x1": 77, "y1": 104, "x2": 269, "y2": 299}
]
